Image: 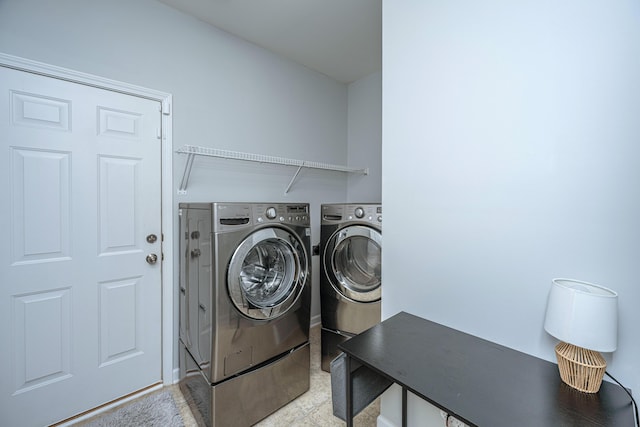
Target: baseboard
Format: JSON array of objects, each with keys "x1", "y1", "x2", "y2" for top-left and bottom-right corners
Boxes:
[
  {"x1": 172, "y1": 367, "x2": 180, "y2": 384},
  {"x1": 377, "y1": 414, "x2": 396, "y2": 427},
  {"x1": 311, "y1": 313, "x2": 321, "y2": 328}
]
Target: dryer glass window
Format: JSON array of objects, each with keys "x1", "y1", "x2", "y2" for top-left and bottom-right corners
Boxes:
[
  {"x1": 334, "y1": 236, "x2": 381, "y2": 292},
  {"x1": 239, "y1": 239, "x2": 296, "y2": 307}
]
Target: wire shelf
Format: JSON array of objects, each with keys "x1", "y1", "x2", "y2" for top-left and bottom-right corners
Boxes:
[{"x1": 175, "y1": 145, "x2": 368, "y2": 194}]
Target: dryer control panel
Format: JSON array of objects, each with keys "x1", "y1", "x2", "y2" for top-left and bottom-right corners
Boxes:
[
  {"x1": 321, "y1": 203, "x2": 382, "y2": 225},
  {"x1": 346, "y1": 204, "x2": 382, "y2": 224}
]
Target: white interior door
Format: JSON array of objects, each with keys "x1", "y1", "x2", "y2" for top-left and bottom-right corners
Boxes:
[{"x1": 0, "y1": 66, "x2": 162, "y2": 426}]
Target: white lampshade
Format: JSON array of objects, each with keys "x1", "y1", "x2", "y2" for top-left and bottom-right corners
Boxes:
[{"x1": 544, "y1": 278, "x2": 618, "y2": 352}]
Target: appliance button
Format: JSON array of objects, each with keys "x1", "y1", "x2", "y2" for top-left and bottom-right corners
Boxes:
[{"x1": 354, "y1": 207, "x2": 365, "y2": 218}]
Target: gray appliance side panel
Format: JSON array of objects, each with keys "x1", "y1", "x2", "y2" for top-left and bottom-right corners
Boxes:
[
  {"x1": 178, "y1": 341, "x2": 211, "y2": 427},
  {"x1": 178, "y1": 207, "x2": 189, "y2": 348},
  {"x1": 179, "y1": 204, "x2": 214, "y2": 372}
]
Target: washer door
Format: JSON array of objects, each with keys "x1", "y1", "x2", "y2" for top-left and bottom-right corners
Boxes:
[
  {"x1": 228, "y1": 227, "x2": 307, "y2": 320},
  {"x1": 324, "y1": 225, "x2": 382, "y2": 302}
]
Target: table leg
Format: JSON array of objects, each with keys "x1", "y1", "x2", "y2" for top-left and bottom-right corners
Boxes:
[
  {"x1": 402, "y1": 387, "x2": 407, "y2": 427},
  {"x1": 346, "y1": 355, "x2": 353, "y2": 427}
]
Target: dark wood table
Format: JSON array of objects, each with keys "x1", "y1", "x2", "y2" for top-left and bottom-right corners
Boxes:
[{"x1": 338, "y1": 311, "x2": 635, "y2": 427}]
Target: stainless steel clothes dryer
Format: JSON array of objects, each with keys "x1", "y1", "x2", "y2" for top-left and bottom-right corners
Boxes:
[
  {"x1": 178, "y1": 202, "x2": 311, "y2": 427},
  {"x1": 320, "y1": 203, "x2": 382, "y2": 372}
]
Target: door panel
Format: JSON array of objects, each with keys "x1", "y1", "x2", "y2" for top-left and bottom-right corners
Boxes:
[
  {"x1": 11, "y1": 148, "x2": 71, "y2": 263},
  {"x1": 98, "y1": 156, "x2": 139, "y2": 253},
  {"x1": 0, "y1": 66, "x2": 162, "y2": 427},
  {"x1": 12, "y1": 289, "x2": 72, "y2": 393}
]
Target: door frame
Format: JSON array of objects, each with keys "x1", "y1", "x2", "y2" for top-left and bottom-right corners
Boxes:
[{"x1": 0, "y1": 52, "x2": 175, "y2": 385}]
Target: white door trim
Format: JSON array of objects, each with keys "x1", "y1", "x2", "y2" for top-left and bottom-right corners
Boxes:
[{"x1": 0, "y1": 52, "x2": 175, "y2": 386}]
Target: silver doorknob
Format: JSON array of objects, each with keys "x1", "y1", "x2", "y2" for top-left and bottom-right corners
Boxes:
[{"x1": 146, "y1": 253, "x2": 158, "y2": 264}]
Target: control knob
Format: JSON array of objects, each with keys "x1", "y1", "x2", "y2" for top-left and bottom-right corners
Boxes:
[
  {"x1": 354, "y1": 207, "x2": 365, "y2": 218},
  {"x1": 265, "y1": 207, "x2": 277, "y2": 220}
]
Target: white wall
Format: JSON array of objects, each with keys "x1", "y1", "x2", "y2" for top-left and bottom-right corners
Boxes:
[
  {"x1": 0, "y1": 0, "x2": 354, "y2": 371},
  {"x1": 348, "y1": 71, "x2": 382, "y2": 202},
  {"x1": 381, "y1": 0, "x2": 640, "y2": 424}
]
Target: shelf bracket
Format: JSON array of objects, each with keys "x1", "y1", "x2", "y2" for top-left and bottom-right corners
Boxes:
[
  {"x1": 285, "y1": 165, "x2": 304, "y2": 194},
  {"x1": 178, "y1": 152, "x2": 196, "y2": 194}
]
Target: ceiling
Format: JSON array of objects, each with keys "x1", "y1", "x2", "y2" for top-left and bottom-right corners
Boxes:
[{"x1": 157, "y1": 0, "x2": 381, "y2": 84}]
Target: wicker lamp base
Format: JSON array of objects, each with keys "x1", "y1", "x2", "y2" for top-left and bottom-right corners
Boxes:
[{"x1": 554, "y1": 342, "x2": 606, "y2": 393}]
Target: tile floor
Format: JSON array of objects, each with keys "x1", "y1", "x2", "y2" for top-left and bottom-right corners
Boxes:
[{"x1": 170, "y1": 324, "x2": 380, "y2": 427}]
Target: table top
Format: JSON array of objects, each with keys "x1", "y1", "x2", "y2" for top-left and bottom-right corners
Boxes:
[{"x1": 338, "y1": 311, "x2": 634, "y2": 427}]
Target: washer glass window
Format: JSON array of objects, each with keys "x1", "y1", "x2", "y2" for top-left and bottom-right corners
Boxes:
[
  {"x1": 325, "y1": 225, "x2": 382, "y2": 302},
  {"x1": 239, "y1": 239, "x2": 296, "y2": 307},
  {"x1": 333, "y1": 235, "x2": 381, "y2": 293},
  {"x1": 228, "y1": 227, "x2": 307, "y2": 320}
]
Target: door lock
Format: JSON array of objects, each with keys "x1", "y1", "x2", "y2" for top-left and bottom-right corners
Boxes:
[
  {"x1": 146, "y1": 234, "x2": 158, "y2": 244},
  {"x1": 146, "y1": 253, "x2": 158, "y2": 264}
]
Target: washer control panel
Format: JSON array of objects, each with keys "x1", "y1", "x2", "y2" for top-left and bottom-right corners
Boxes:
[{"x1": 254, "y1": 203, "x2": 310, "y2": 226}]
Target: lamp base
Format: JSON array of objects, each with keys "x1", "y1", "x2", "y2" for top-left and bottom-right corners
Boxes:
[{"x1": 554, "y1": 342, "x2": 606, "y2": 393}]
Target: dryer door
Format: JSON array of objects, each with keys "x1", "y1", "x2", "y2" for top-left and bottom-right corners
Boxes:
[
  {"x1": 228, "y1": 227, "x2": 308, "y2": 320},
  {"x1": 324, "y1": 225, "x2": 382, "y2": 302}
]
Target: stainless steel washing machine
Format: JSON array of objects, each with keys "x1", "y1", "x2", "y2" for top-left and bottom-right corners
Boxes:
[
  {"x1": 320, "y1": 203, "x2": 382, "y2": 372},
  {"x1": 178, "y1": 202, "x2": 311, "y2": 427}
]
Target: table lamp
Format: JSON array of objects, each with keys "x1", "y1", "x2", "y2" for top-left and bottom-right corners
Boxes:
[{"x1": 543, "y1": 278, "x2": 618, "y2": 393}]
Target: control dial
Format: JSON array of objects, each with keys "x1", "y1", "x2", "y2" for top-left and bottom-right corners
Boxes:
[
  {"x1": 354, "y1": 207, "x2": 365, "y2": 219},
  {"x1": 265, "y1": 207, "x2": 277, "y2": 220}
]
